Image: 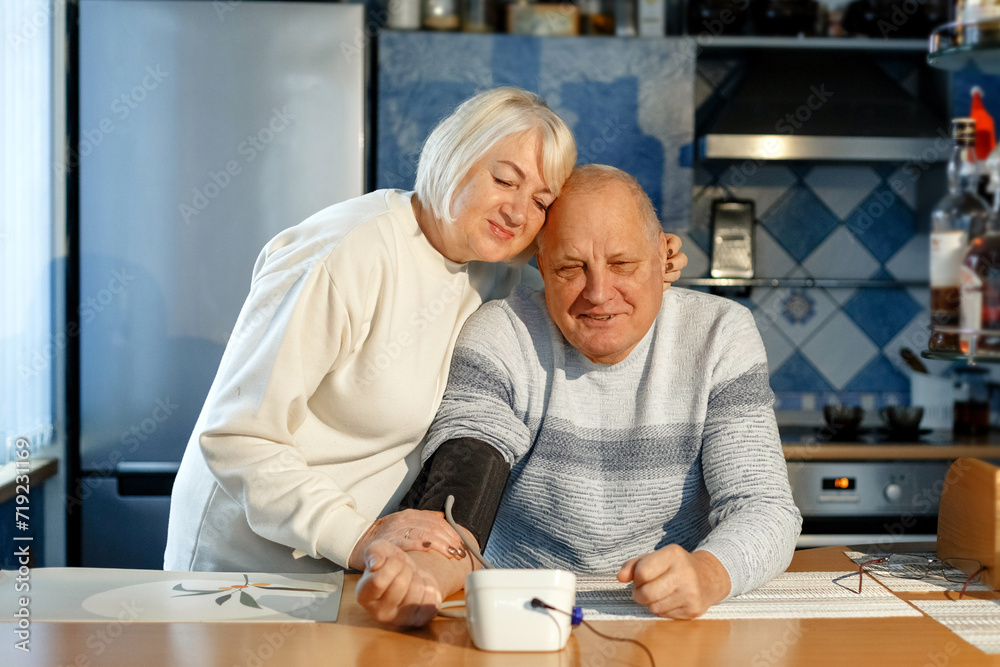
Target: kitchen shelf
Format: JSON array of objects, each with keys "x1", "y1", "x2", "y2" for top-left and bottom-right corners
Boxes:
[
  {"x1": 677, "y1": 278, "x2": 925, "y2": 288},
  {"x1": 699, "y1": 36, "x2": 930, "y2": 52},
  {"x1": 0, "y1": 458, "x2": 58, "y2": 505},
  {"x1": 921, "y1": 350, "x2": 1000, "y2": 364},
  {"x1": 928, "y1": 18, "x2": 1000, "y2": 73},
  {"x1": 921, "y1": 326, "x2": 1000, "y2": 365}
]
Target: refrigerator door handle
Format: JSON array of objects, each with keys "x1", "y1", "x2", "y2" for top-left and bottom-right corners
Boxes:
[{"x1": 115, "y1": 462, "x2": 180, "y2": 497}]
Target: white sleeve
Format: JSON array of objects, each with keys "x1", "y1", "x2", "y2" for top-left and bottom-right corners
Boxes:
[{"x1": 197, "y1": 260, "x2": 371, "y2": 568}]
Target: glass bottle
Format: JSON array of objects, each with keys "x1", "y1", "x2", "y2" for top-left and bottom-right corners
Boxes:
[
  {"x1": 929, "y1": 118, "x2": 989, "y2": 351},
  {"x1": 959, "y1": 147, "x2": 1000, "y2": 356},
  {"x1": 461, "y1": 0, "x2": 496, "y2": 31}
]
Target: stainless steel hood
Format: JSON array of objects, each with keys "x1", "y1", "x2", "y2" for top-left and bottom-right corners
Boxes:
[{"x1": 699, "y1": 52, "x2": 948, "y2": 162}]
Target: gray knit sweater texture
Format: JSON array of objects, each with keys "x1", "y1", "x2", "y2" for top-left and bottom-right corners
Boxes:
[{"x1": 424, "y1": 285, "x2": 802, "y2": 598}]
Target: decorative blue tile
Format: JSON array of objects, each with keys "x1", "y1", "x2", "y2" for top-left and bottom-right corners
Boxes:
[
  {"x1": 760, "y1": 187, "x2": 840, "y2": 262},
  {"x1": 842, "y1": 288, "x2": 923, "y2": 348},
  {"x1": 843, "y1": 354, "x2": 911, "y2": 393},
  {"x1": 844, "y1": 189, "x2": 917, "y2": 263},
  {"x1": 769, "y1": 352, "x2": 834, "y2": 393},
  {"x1": 779, "y1": 289, "x2": 816, "y2": 325}
]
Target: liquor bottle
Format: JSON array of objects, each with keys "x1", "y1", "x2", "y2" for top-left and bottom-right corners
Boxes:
[
  {"x1": 929, "y1": 118, "x2": 989, "y2": 351},
  {"x1": 959, "y1": 147, "x2": 1000, "y2": 356}
]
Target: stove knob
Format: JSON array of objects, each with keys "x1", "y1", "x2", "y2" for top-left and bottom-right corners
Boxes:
[{"x1": 884, "y1": 483, "x2": 902, "y2": 502}]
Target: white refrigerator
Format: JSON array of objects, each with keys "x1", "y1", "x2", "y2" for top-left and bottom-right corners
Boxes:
[{"x1": 76, "y1": 0, "x2": 367, "y2": 567}]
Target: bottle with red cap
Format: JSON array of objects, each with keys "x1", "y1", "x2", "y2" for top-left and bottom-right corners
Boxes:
[{"x1": 971, "y1": 86, "x2": 996, "y2": 202}]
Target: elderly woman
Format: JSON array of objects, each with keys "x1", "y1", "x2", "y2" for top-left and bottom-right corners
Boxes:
[{"x1": 164, "y1": 87, "x2": 686, "y2": 580}]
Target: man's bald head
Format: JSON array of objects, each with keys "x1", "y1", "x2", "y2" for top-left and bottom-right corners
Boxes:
[{"x1": 536, "y1": 164, "x2": 661, "y2": 254}]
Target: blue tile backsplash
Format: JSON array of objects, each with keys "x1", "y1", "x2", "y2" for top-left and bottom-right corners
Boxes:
[
  {"x1": 375, "y1": 33, "x2": 962, "y2": 412},
  {"x1": 377, "y1": 32, "x2": 694, "y2": 228},
  {"x1": 684, "y1": 158, "x2": 939, "y2": 410}
]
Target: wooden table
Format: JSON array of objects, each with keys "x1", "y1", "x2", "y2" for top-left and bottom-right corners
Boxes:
[{"x1": 3, "y1": 546, "x2": 998, "y2": 666}]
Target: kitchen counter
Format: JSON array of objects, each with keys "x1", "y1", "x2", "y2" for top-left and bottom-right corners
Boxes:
[
  {"x1": 784, "y1": 443, "x2": 1000, "y2": 460},
  {"x1": 781, "y1": 425, "x2": 1000, "y2": 460}
]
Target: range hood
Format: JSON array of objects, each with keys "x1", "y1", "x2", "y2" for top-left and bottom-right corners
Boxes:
[{"x1": 699, "y1": 52, "x2": 948, "y2": 162}]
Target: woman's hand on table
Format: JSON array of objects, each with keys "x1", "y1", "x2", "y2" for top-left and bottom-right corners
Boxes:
[
  {"x1": 348, "y1": 508, "x2": 466, "y2": 571},
  {"x1": 663, "y1": 234, "x2": 687, "y2": 288},
  {"x1": 356, "y1": 540, "x2": 444, "y2": 627},
  {"x1": 617, "y1": 544, "x2": 731, "y2": 619}
]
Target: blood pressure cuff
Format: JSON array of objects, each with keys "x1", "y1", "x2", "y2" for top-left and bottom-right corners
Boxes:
[{"x1": 400, "y1": 437, "x2": 511, "y2": 551}]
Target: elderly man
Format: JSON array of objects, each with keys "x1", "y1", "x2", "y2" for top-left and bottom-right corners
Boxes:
[{"x1": 357, "y1": 164, "x2": 801, "y2": 626}]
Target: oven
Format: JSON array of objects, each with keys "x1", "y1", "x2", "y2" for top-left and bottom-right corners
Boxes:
[
  {"x1": 780, "y1": 424, "x2": 950, "y2": 549},
  {"x1": 785, "y1": 459, "x2": 948, "y2": 548}
]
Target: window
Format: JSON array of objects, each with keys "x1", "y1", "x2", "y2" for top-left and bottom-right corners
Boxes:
[{"x1": 1, "y1": 0, "x2": 56, "y2": 464}]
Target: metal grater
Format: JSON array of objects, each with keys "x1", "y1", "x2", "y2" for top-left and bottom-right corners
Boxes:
[{"x1": 710, "y1": 199, "x2": 755, "y2": 279}]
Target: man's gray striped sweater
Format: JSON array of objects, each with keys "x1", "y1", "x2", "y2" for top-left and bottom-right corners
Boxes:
[{"x1": 423, "y1": 285, "x2": 802, "y2": 598}]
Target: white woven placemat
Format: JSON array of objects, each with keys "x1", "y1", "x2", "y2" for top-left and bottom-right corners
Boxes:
[
  {"x1": 844, "y1": 551, "x2": 993, "y2": 593},
  {"x1": 912, "y1": 600, "x2": 1000, "y2": 654},
  {"x1": 576, "y1": 571, "x2": 921, "y2": 620}
]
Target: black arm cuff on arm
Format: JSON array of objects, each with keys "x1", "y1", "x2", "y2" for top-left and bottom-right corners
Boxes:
[{"x1": 400, "y1": 437, "x2": 511, "y2": 551}]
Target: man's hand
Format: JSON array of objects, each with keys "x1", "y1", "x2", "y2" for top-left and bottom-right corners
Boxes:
[
  {"x1": 617, "y1": 545, "x2": 731, "y2": 619},
  {"x1": 348, "y1": 508, "x2": 466, "y2": 571},
  {"x1": 662, "y1": 233, "x2": 688, "y2": 288},
  {"x1": 355, "y1": 540, "x2": 444, "y2": 627}
]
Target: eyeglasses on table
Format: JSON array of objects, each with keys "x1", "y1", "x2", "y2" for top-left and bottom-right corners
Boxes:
[{"x1": 836, "y1": 554, "x2": 987, "y2": 599}]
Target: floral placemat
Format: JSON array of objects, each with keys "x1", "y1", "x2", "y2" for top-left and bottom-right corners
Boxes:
[{"x1": 0, "y1": 568, "x2": 342, "y2": 623}]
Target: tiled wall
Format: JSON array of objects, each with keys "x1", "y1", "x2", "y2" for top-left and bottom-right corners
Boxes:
[
  {"x1": 376, "y1": 33, "x2": 955, "y2": 411},
  {"x1": 680, "y1": 162, "x2": 939, "y2": 411},
  {"x1": 682, "y1": 54, "x2": 949, "y2": 412},
  {"x1": 377, "y1": 32, "x2": 694, "y2": 227}
]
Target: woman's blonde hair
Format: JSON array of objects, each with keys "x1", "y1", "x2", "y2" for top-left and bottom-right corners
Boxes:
[{"x1": 415, "y1": 87, "x2": 577, "y2": 223}]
